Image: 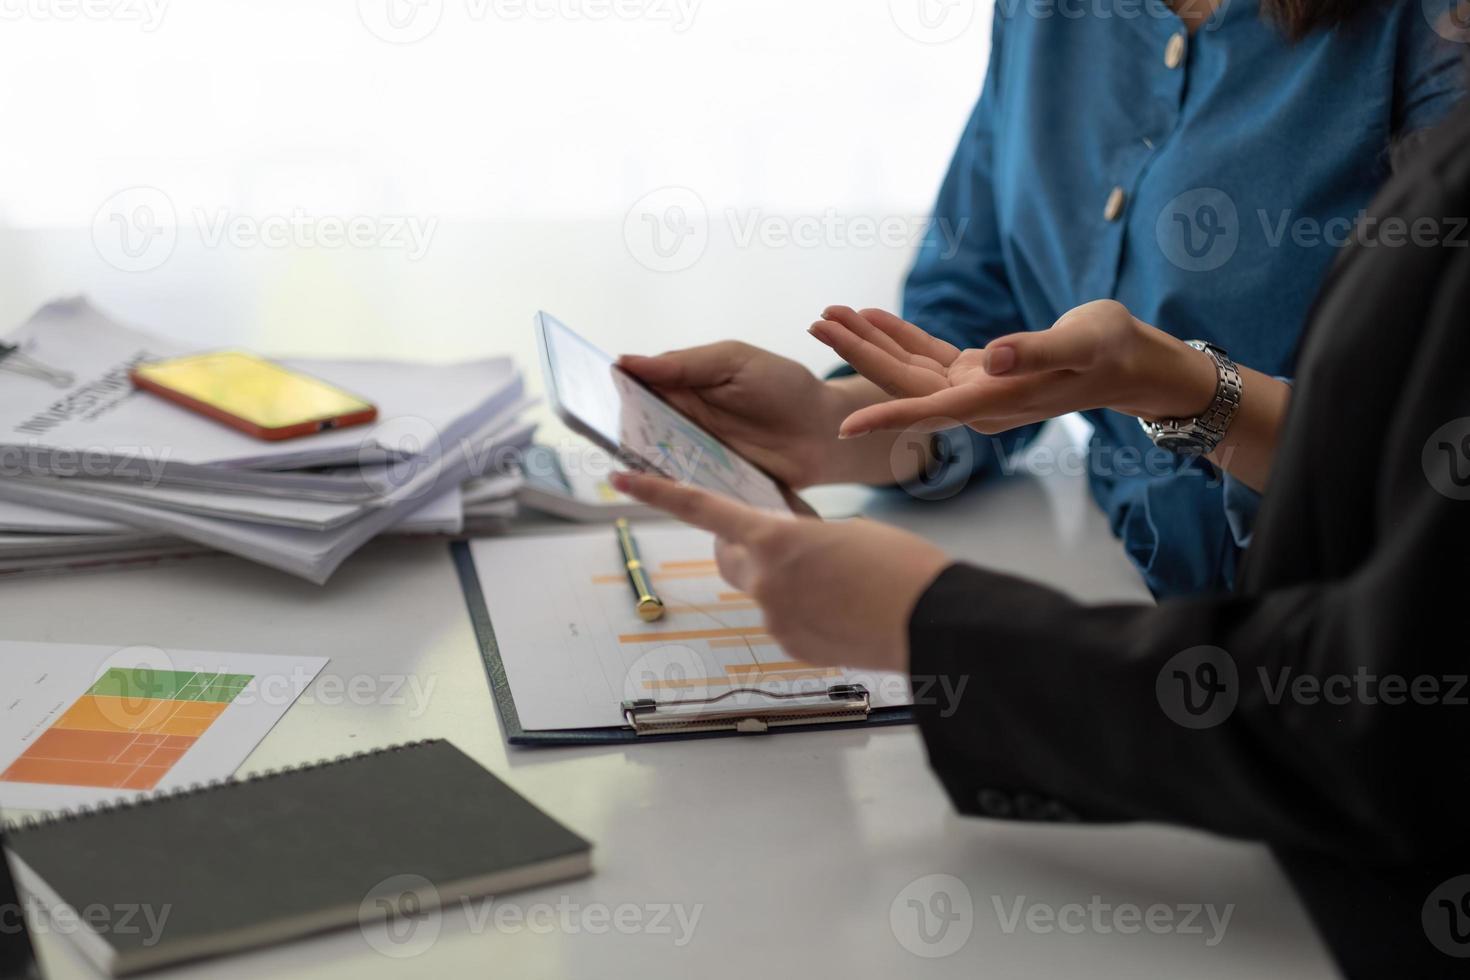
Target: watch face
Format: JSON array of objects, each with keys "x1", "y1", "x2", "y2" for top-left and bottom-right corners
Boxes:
[{"x1": 1154, "y1": 430, "x2": 1208, "y2": 455}]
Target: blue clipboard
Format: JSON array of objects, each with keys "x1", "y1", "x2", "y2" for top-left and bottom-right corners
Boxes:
[{"x1": 450, "y1": 541, "x2": 914, "y2": 746}]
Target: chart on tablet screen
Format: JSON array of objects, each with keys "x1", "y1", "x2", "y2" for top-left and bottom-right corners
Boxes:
[
  {"x1": 538, "y1": 312, "x2": 791, "y2": 512},
  {"x1": 610, "y1": 369, "x2": 791, "y2": 512}
]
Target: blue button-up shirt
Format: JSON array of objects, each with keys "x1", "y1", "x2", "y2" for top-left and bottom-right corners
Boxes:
[{"x1": 905, "y1": 0, "x2": 1464, "y2": 597}]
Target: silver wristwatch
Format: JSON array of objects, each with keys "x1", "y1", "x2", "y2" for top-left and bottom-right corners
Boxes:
[{"x1": 1139, "y1": 341, "x2": 1242, "y2": 455}]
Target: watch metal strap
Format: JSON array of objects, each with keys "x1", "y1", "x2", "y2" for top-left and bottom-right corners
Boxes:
[{"x1": 1140, "y1": 341, "x2": 1242, "y2": 454}]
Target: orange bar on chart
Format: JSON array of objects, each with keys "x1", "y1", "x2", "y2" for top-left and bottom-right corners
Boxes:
[
  {"x1": 19, "y1": 727, "x2": 134, "y2": 763},
  {"x1": 53, "y1": 695, "x2": 162, "y2": 734},
  {"x1": 119, "y1": 766, "x2": 173, "y2": 791},
  {"x1": 53, "y1": 695, "x2": 226, "y2": 736},
  {"x1": 617, "y1": 625, "x2": 773, "y2": 644},
  {"x1": 0, "y1": 757, "x2": 141, "y2": 788},
  {"x1": 725, "y1": 661, "x2": 833, "y2": 676},
  {"x1": 664, "y1": 602, "x2": 761, "y2": 617},
  {"x1": 642, "y1": 669, "x2": 842, "y2": 690},
  {"x1": 114, "y1": 741, "x2": 161, "y2": 766},
  {"x1": 641, "y1": 676, "x2": 736, "y2": 690},
  {"x1": 0, "y1": 667, "x2": 250, "y2": 792},
  {"x1": 707, "y1": 636, "x2": 777, "y2": 649}
]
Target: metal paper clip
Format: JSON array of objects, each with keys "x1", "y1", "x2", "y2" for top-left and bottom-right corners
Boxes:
[{"x1": 0, "y1": 342, "x2": 74, "y2": 388}]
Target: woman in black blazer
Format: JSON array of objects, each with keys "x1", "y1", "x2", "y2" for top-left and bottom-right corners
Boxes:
[{"x1": 612, "y1": 82, "x2": 1470, "y2": 980}]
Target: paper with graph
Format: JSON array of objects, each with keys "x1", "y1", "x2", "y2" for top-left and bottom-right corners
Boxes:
[
  {"x1": 469, "y1": 527, "x2": 912, "y2": 732},
  {"x1": 0, "y1": 641, "x2": 326, "y2": 812}
]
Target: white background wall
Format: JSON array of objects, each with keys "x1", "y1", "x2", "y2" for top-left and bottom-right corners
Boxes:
[{"x1": 0, "y1": 0, "x2": 993, "y2": 370}]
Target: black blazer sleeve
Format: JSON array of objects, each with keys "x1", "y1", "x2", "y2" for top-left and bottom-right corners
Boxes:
[{"x1": 908, "y1": 187, "x2": 1470, "y2": 869}]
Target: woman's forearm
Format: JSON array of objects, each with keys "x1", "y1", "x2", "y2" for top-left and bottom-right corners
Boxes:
[
  {"x1": 822, "y1": 316, "x2": 1292, "y2": 493},
  {"x1": 1206, "y1": 365, "x2": 1291, "y2": 492}
]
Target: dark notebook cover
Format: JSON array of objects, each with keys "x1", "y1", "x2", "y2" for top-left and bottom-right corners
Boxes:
[
  {"x1": 2, "y1": 739, "x2": 591, "y2": 975},
  {"x1": 0, "y1": 834, "x2": 40, "y2": 980}
]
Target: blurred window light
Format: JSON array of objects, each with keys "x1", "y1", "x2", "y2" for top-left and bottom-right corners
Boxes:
[{"x1": 0, "y1": 0, "x2": 990, "y2": 228}]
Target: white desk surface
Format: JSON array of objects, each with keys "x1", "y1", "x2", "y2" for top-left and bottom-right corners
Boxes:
[
  {"x1": 0, "y1": 436, "x2": 1337, "y2": 980},
  {"x1": 0, "y1": 234, "x2": 1336, "y2": 977}
]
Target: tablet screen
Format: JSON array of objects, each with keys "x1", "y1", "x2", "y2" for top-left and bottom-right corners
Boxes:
[{"x1": 537, "y1": 312, "x2": 793, "y2": 513}]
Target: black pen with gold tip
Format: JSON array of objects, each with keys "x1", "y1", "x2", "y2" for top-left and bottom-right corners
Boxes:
[{"x1": 615, "y1": 518, "x2": 665, "y2": 622}]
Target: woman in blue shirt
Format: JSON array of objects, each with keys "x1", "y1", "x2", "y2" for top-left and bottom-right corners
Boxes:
[{"x1": 620, "y1": 0, "x2": 1465, "y2": 597}]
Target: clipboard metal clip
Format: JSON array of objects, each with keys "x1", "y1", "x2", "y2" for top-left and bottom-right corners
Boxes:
[{"x1": 621, "y1": 683, "x2": 870, "y2": 737}]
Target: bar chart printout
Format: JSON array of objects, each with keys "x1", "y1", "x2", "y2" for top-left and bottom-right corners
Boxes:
[
  {"x1": 1, "y1": 668, "x2": 252, "y2": 791},
  {"x1": 470, "y1": 527, "x2": 913, "y2": 733},
  {"x1": 0, "y1": 641, "x2": 328, "y2": 811}
]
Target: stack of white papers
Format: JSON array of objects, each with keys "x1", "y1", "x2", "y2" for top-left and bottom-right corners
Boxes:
[{"x1": 0, "y1": 298, "x2": 533, "y2": 583}]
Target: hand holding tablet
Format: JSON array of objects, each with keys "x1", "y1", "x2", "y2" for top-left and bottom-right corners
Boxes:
[{"x1": 535, "y1": 312, "x2": 816, "y2": 516}]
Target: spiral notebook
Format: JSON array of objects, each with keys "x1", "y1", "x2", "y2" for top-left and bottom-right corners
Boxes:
[
  {"x1": 0, "y1": 832, "x2": 39, "y2": 980},
  {"x1": 1, "y1": 739, "x2": 591, "y2": 976}
]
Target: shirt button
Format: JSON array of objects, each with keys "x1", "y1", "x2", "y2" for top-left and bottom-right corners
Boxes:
[
  {"x1": 1165, "y1": 32, "x2": 1186, "y2": 69},
  {"x1": 1104, "y1": 186, "x2": 1126, "y2": 221}
]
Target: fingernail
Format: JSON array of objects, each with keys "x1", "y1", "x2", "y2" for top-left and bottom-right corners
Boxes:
[
  {"x1": 986, "y1": 346, "x2": 1016, "y2": 375},
  {"x1": 838, "y1": 428, "x2": 868, "y2": 440},
  {"x1": 610, "y1": 472, "x2": 631, "y2": 491},
  {"x1": 808, "y1": 324, "x2": 831, "y2": 344}
]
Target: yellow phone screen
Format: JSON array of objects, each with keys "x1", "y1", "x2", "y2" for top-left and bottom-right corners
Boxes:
[{"x1": 132, "y1": 351, "x2": 373, "y2": 430}]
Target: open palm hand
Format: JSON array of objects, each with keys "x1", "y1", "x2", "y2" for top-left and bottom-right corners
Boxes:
[{"x1": 807, "y1": 302, "x2": 1215, "y2": 437}]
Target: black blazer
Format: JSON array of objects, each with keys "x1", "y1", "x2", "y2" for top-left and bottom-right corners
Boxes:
[{"x1": 908, "y1": 102, "x2": 1470, "y2": 976}]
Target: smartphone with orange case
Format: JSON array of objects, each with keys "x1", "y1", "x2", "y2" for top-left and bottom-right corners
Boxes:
[{"x1": 130, "y1": 350, "x2": 378, "y2": 442}]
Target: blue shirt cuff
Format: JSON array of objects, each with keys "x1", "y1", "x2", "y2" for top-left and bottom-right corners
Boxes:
[{"x1": 1222, "y1": 473, "x2": 1262, "y2": 550}]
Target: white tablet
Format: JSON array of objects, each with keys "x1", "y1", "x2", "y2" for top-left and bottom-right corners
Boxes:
[{"x1": 534, "y1": 311, "x2": 814, "y2": 516}]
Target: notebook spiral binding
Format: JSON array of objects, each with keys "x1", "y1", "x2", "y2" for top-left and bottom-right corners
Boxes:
[{"x1": 1, "y1": 739, "x2": 440, "y2": 834}]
